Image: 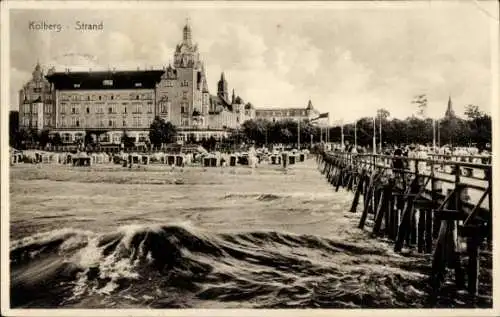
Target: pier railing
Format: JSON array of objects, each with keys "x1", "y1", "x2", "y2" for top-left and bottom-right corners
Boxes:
[{"x1": 316, "y1": 151, "x2": 492, "y2": 303}]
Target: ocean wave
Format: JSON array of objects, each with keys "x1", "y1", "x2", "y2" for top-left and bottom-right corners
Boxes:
[{"x1": 9, "y1": 223, "x2": 491, "y2": 308}]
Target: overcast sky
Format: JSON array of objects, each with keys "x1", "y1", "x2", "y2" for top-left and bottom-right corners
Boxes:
[{"x1": 9, "y1": 2, "x2": 498, "y2": 122}]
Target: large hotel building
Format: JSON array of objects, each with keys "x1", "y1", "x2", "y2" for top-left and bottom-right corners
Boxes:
[{"x1": 18, "y1": 21, "x2": 321, "y2": 145}]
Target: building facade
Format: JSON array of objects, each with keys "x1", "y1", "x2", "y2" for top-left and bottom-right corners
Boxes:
[
  {"x1": 255, "y1": 100, "x2": 320, "y2": 122},
  {"x1": 18, "y1": 20, "x2": 319, "y2": 145},
  {"x1": 19, "y1": 63, "x2": 54, "y2": 131}
]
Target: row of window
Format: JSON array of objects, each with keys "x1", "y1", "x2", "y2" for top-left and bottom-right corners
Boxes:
[
  {"x1": 59, "y1": 117, "x2": 149, "y2": 128},
  {"x1": 60, "y1": 103, "x2": 154, "y2": 115},
  {"x1": 22, "y1": 104, "x2": 54, "y2": 114},
  {"x1": 258, "y1": 111, "x2": 308, "y2": 117},
  {"x1": 60, "y1": 92, "x2": 154, "y2": 102}
]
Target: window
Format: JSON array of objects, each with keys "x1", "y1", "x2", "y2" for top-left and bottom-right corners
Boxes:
[
  {"x1": 99, "y1": 96, "x2": 102, "y2": 100},
  {"x1": 136, "y1": 95, "x2": 139, "y2": 100},
  {"x1": 111, "y1": 95, "x2": 114, "y2": 100},
  {"x1": 108, "y1": 107, "x2": 113, "y2": 114},
  {"x1": 124, "y1": 106, "x2": 127, "y2": 113},
  {"x1": 86, "y1": 107, "x2": 90, "y2": 114},
  {"x1": 134, "y1": 104, "x2": 141, "y2": 113},
  {"x1": 33, "y1": 106, "x2": 38, "y2": 114},
  {"x1": 74, "y1": 84, "x2": 80, "y2": 88},
  {"x1": 108, "y1": 120, "x2": 113, "y2": 127},
  {"x1": 23, "y1": 104, "x2": 30, "y2": 113},
  {"x1": 71, "y1": 117, "x2": 77, "y2": 127},
  {"x1": 88, "y1": 96, "x2": 91, "y2": 101},
  {"x1": 160, "y1": 102, "x2": 169, "y2": 113},
  {"x1": 103, "y1": 79, "x2": 113, "y2": 86},
  {"x1": 123, "y1": 120, "x2": 126, "y2": 127},
  {"x1": 76, "y1": 120, "x2": 80, "y2": 127},
  {"x1": 181, "y1": 106, "x2": 185, "y2": 114},
  {"x1": 183, "y1": 91, "x2": 188, "y2": 99},
  {"x1": 181, "y1": 80, "x2": 189, "y2": 87},
  {"x1": 135, "y1": 82, "x2": 142, "y2": 87},
  {"x1": 147, "y1": 103, "x2": 153, "y2": 113},
  {"x1": 72, "y1": 107, "x2": 76, "y2": 114}
]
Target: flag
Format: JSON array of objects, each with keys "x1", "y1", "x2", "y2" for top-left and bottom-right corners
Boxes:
[{"x1": 311, "y1": 112, "x2": 329, "y2": 121}]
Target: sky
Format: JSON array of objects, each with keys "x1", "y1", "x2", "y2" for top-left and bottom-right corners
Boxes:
[{"x1": 8, "y1": 1, "x2": 498, "y2": 123}]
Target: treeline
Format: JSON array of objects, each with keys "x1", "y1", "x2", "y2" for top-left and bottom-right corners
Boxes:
[{"x1": 239, "y1": 105, "x2": 492, "y2": 150}]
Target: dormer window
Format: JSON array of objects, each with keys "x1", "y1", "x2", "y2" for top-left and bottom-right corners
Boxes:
[{"x1": 103, "y1": 80, "x2": 113, "y2": 86}]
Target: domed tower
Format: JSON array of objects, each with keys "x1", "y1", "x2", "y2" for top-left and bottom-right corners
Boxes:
[
  {"x1": 174, "y1": 18, "x2": 200, "y2": 68},
  {"x1": 32, "y1": 60, "x2": 43, "y2": 81},
  {"x1": 217, "y1": 72, "x2": 229, "y2": 102}
]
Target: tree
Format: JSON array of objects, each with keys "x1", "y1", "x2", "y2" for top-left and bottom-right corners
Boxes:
[
  {"x1": 39, "y1": 129, "x2": 51, "y2": 147},
  {"x1": 52, "y1": 133, "x2": 63, "y2": 146},
  {"x1": 377, "y1": 108, "x2": 390, "y2": 121},
  {"x1": 464, "y1": 104, "x2": 483, "y2": 120},
  {"x1": 412, "y1": 94, "x2": 428, "y2": 118},
  {"x1": 149, "y1": 116, "x2": 177, "y2": 147},
  {"x1": 122, "y1": 130, "x2": 136, "y2": 149}
]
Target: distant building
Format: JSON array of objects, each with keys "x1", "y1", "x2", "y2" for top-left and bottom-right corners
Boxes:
[
  {"x1": 255, "y1": 100, "x2": 320, "y2": 122},
  {"x1": 18, "y1": 20, "x2": 257, "y2": 145}
]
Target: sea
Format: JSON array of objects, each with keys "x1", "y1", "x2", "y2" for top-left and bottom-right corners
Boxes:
[{"x1": 9, "y1": 158, "x2": 492, "y2": 309}]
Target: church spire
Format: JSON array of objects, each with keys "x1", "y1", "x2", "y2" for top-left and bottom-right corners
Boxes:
[
  {"x1": 306, "y1": 99, "x2": 314, "y2": 110},
  {"x1": 445, "y1": 95, "x2": 455, "y2": 119},
  {"x1": 217, "y1": 72, "x2": 228, "y2": 102}
]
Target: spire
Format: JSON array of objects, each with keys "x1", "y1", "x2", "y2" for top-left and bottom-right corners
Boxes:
[
  {"x1": 217, "y1": 72, "x2": 228, "y2": 101},
  {"x1": 306, "y1": 99, "x2": 314, "y2": 110},
  {"x1": 183, "y1": 17, "x2": 192, "y2": 43},
  {"x1": 232, "y1": 89, "x2": 235, "y2": 104},
  {"x1": 32, "y1": 60, "x2": 43, "y2": 79},
  {"x1": 445, "y1": 95, "x2": 455, "y2": 118}
]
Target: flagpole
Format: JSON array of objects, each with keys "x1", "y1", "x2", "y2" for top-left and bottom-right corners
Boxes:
[
  {"x1": 437, "y1": 119, "x2": 440, "y2": 148},
  {"x1": 379, "y1": 115, "x2": 382, "y2": 153},
  {"x1": 432, "y1": 118, "x2": 436, "y2": 152},
  {"x1": 297, "y1": 119, "x2": 300, "y2": 150},
  {"x1": 354, "y1": 120, "x2": 357, "y2": 149},
  {"x1": 341, "y1": 121, "x2": 344, "y2": 150},
  {"x1": 372, "y1": 116, "x2": 376, "y2": 154}
]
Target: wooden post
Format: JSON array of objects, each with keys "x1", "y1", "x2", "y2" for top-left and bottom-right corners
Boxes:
[
  {"x1": 394, "y1": 178, "x2": 419, "y2": 252},
  {"x1": 359, "y1": 174, "x2": 375, "y2": 229},
  {"x1": 373, "y1": 180, "x2": 393, "y2": 235},
  {"x1": 432, "y1": 180, "x2": 443, "y2": 239},
  {"x1": 335, "y1": 167, "x2": 343, "y2": 192},
  {"x1": 466, "y1": 236, "x2": 480, "y2": 299},
  {"x1": 417, "y1": 208, "x2": 426, "y2": 253},
  {"x1": 349, "y1": 170, "x2": 365, "y2": 213},
  {"x1": 347, "y1": 168, "x2": 355, "y2": 191},
  {"x1": 425, "y1": 207, "x2": 433, "y2": 253}
]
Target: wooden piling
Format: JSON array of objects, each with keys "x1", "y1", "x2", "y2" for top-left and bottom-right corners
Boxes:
[{"x1": 349, "y1": 170, "x2": 365, "y2": 213}]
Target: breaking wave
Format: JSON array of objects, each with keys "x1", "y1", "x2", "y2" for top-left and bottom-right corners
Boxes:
[{"x1": 9, "y1": 223, "x2": 490, "y2": 308}]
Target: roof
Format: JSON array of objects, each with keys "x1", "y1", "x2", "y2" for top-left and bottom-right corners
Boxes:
[
  {"x1": 256, "y1": 107, "x2": 307, "y2": 113},
  {"x1": 210, "y1": 94, "x2": 232, "y2": 112},
  {"x1": 46, "y1": 70, "x2": 165, "y2": 90}
]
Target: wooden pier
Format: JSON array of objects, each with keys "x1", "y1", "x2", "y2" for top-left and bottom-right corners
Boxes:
[{"x1": 316, "y1": 151, "x2": 492, "y2": 302}]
